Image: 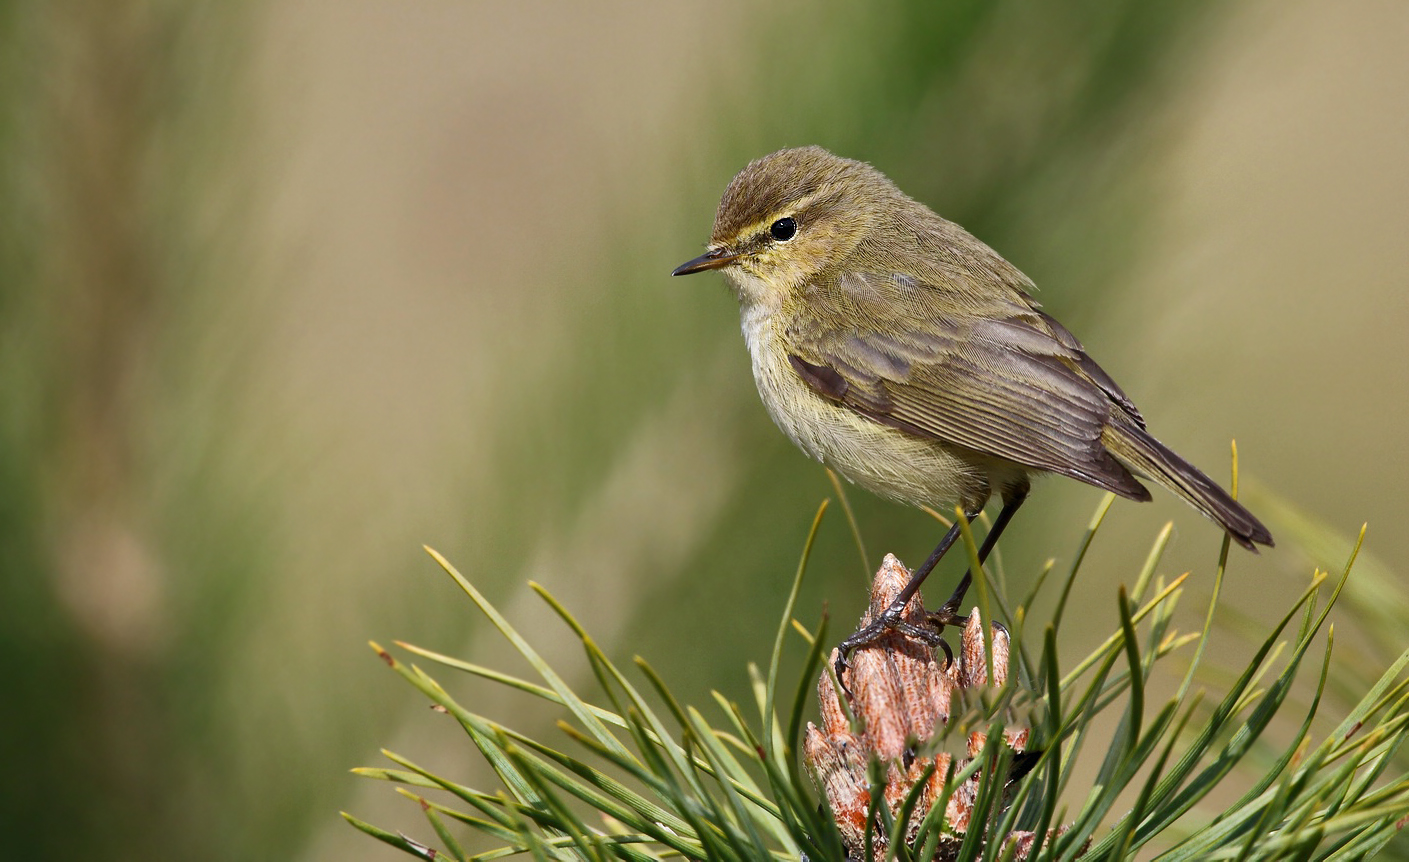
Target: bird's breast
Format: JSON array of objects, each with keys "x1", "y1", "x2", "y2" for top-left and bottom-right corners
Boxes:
[{"x1": 738, "y1": 305, "x2": 988, "y2": 511}]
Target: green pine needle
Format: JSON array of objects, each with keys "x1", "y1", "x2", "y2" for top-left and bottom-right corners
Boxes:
[{"x1": 349, "y1": 497, "x2": 1409, "y2": 860}]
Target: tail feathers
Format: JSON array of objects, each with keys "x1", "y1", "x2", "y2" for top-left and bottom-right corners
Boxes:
[{"x1": 1102, "y1": 422, "x2": 1274, "y2": 551}]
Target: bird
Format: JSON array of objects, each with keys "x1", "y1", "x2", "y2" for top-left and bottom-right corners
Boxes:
[{"x1": 672, "y1": 146, "x2": 1272, "y2": 663}]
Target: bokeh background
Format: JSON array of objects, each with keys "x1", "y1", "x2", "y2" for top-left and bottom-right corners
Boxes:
[{"x1": 3, "y1": 1, "x2": 1407, "y2": 859}]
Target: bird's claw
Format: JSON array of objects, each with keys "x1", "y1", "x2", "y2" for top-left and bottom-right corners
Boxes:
[{"x1": 836, "y1": 603, "x2": 959, "y2": 682}]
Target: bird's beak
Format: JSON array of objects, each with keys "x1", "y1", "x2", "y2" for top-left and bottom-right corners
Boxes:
[{"x1": 671, "y1": 247, "x2": 740, "y2": 276}]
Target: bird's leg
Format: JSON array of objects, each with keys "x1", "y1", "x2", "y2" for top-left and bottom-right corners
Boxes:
[
  {"x1": 929, "y1": 487, "x2": 1028, "y2": 632},
  {"x1": 834, "y1": 508, "x2": 980, "y2": 680}
]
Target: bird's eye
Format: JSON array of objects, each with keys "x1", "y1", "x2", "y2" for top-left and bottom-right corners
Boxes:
[{"x1": 769, "y1": 217, "x2": 797, "y2": 242}]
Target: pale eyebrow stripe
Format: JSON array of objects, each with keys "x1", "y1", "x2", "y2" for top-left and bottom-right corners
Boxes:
[{"x1": 724, "y1": 190, "x2": 827, "y2": 244}]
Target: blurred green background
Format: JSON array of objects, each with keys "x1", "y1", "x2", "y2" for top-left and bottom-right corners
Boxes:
[{"x1": 3, "y1": 1, "x2": 1408, "y2": 859}]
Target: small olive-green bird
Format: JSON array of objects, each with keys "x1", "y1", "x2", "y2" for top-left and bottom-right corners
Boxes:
[{"x1": 672, "y1": 146, "x2": 1272, "y2": 658}]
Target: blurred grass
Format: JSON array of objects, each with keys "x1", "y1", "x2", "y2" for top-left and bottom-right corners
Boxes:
[
  {"x1": 6, "y1": 2, "x2": 1407, "y2": 861},
  {"x1": 0, "y1": 2, "x2": 295, "y2": 859}
]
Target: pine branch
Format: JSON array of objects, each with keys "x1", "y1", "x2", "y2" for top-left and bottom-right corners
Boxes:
[{"x1": 346, "y1": 496, "x2": 1409, "y2": 861}]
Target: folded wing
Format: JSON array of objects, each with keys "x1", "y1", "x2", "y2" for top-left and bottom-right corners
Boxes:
[{"x1": 785, "y1": 272, "x2": 1151, "y2": 500}]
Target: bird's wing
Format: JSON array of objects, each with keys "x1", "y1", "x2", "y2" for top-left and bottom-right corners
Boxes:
[{"x1": 785, "y1": 272, "x2": 1150, "y2": 499}]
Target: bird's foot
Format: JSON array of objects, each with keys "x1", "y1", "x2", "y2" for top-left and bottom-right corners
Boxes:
[
  {"x1": 926, "y1": 601, "x2": 969, "y2": 632},
  {"x1": 833, "y1": 600, "x2": 953, "y2": 684}
]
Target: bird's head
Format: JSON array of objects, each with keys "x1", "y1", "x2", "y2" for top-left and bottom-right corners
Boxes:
[{"x1": 672, "y1": 146, "x2": 898, "y2": 307}]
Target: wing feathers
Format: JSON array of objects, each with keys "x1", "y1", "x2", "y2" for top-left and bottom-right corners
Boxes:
[
  {"x1": 776, "y1": 268, "x2": 1268, "y2": 548},
  {"x1": 786, "y1": 275, "x2": 1149, "y2": 499}
]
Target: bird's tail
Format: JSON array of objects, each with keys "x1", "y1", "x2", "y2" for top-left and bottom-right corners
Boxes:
[{"x1": 1102, "y1": 421, "x2": 1273, "y2": 551}]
